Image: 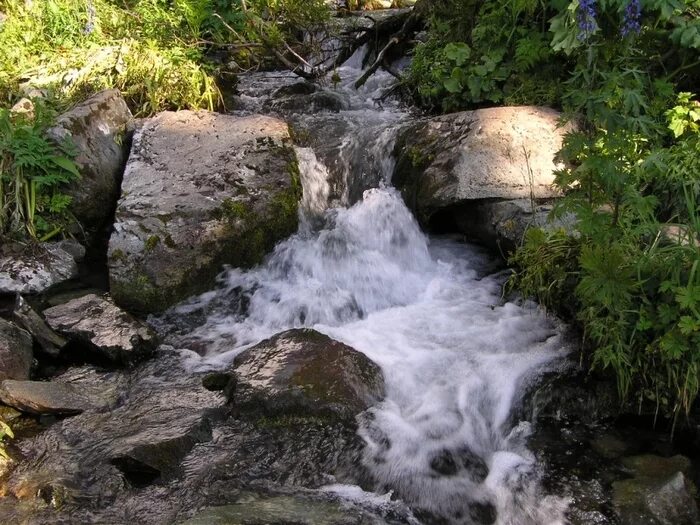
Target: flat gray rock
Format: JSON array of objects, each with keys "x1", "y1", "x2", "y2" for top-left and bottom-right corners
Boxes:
[
  {"x1": 43, "y1": 293, "x2": 158, "y2": 365},
  {"x1": 0, "y1": 241, "x2": 83, "y2": 295},
  {"x1": 0, "y1": 380, "x2": 96, "y2": 415}
]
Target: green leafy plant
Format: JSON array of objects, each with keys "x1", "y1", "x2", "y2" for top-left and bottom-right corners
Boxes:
[
  {"x1": 407, "y1": 0, "x2": 563, "y2": 111},
  {"x1": 0, "y1": 101, "x2": 79, "y2": 240}
]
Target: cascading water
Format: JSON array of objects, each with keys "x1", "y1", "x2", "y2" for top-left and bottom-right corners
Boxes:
[{"x1": 157, "y1": 45, "x2": 572, "y2": 525}]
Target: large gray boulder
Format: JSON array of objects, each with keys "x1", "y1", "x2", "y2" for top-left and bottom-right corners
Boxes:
[
  {"x1": 43, "y1": 293, "x2": 158, "y2": 365},
  {"x1": 48, "y1": 89, "x2": 132, "y2": 241},
  {"x1": 0, "y1": 318, "x2": 33, "y2": 381},
  {"x1": 392, "y1": 106, "x2": 573, "y2": 241},
  {"x1": 232, "y1": 329, "x2": 384, "y2": 421},
  {"x1": 107, "y1": 111, "x2": 301, "y2": 315}
]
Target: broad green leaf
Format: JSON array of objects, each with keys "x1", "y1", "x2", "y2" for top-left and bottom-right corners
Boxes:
[{"x1": 50, "y1": 156, "x2": 80, "y2": 178}]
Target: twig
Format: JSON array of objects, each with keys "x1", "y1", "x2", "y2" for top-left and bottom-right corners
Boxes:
[{"x1": 354, "y1": 37, "x2": 398, "y2": 88}]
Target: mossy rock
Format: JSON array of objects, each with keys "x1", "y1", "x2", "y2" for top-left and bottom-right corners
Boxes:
[
  {"x1": 230, "y1": 329, "x2": 385, "y2": 423},
  {"x1": 108, "y1": 111, "x2": 301, "y2": 315}
]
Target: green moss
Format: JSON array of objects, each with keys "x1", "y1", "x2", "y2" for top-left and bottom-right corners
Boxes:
[
  {"x1": 407, "y1": 145, "x2": 434, "y2": 169},
  {"x1": 110, "y1": 271, "x2": 169, "y2": 315},
  {"x1": 212, "y1": 198, "x2": 251, "y2": 223},
  {"x1": 145, "y1": 235, "x2": 160, "y2": 251},
  {"x1": 110, "y1": 248, "x2": 127, "y2": 262},
  {"x1": 164, "y1": 233, "x2": 176, "y2": 249},
  {"x1": 288, "y1": 124, "x2": 312, "y2": 146}
]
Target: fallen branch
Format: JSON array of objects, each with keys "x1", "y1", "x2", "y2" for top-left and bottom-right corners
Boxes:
[
  {"x1": 354, "y1": 37, "x2": 399, "y2": 88},
  {"x1": 353, "y1": 8, "x2": 425, "y2": 89}
]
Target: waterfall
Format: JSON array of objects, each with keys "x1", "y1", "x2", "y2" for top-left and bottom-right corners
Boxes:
[{"x1": 156, "y1": 47, "x2": 572, "y2": 525}]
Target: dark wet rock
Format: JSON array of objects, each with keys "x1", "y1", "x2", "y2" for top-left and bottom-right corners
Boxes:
[
  {"x1": 108, "y1": 111, "x2": 301, "y2": 315},
  {"x1": 1, "y1": 349, "x2": 224, "y2": 517},
  {"x1": 47, "y1": 89, "x2": 133, "y2": 242},
  {"x1": 458, "y1": 447, "x2": 489, "y2": 482},
  {"x1": 430, "y1": 449, "x2": 458, "y2": 476},
  {"x1": 590, "y1": 433, "x2": 629, "y2": 459},
  {"x1": 468, "y1": 501, "x2": 497, "y2": 525},
  {"x1": 612, "y1": 455, "x2": 699, "y2": 525},
  {"x1": 110, "y1": 412, "x2": 212, "y2": 484},
  {"x1": 0, "y1": 241, "x2": 83, "y2": 295},
  {"x1": 428, "y1": 447, "x2": 489, "y2": 482},
  {"x1": 12, "y1": 295, "x2": 67, "y2": 358},
  {"x1": 523, "y1": 370, "x2": 620, "y2": 425},
  {"x1": 0, "y1": 380, "x2": 97, "y2": 415},
  {"x1": 202, "y1": 372, "x2": 235, "y2": 392},
  {"x1": 0, "y1": 318, "x2": 33, "y2": 381},
  {"x1": 266, "y1": 85, "x2": 348, "y2": 115},
  {"x1": 43, "y1": 293, "x2": 158, "y2": 365},
  {"x1": 273, "y1": 81, "x2": 318, "y2": 97},
  {"x1": 439, "y1": 198, "x2": 577, "y2": 255},
  {"x1": 0, "y1": 366, "x2": 126, "y2": 417},
  {"x1": 392, "y1": 107, "x2": 575, "y2": 238},
  {"x1": 231, "y1": 329, "x2": 385, "y2": 421}
]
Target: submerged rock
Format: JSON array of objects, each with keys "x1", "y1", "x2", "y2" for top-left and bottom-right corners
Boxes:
[
  {"x1": 231, "y1": 328, "x2": 385, "y2": 421},
  {"x1": 43, "y1": 293, "x2": 158, "y2": 365},
  {"x1": 1, "y1": 350, "x2": 224, "y2": 515},
  {"x1": 47, "y1": 89, "x2": 133, "y2": 242},
  {"x1": 0, "y1": 241, "x2": 83, "y2": 295},
  {"x1": 181, "y1": 493, "x2": 389, "y2": 525},
  {"x1": 0, "y1": 318, "x2": 33, "y2": 381},
  {"x1": 392, "y1": 106, "x2": 574, "y2": 245},
  {"x1": 266, "y1": 82, "x2": 348, "y2": 114},
  {"x1": 108, "y1": 111, "x2": 301, "y2": 314},
  {"x1": 612, "y1": 454, "x2": 699, "y2": 525}
]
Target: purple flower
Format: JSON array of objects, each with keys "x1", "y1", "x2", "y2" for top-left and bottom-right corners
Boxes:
[
  {"x1": 84, "y1": 0, "x2": 96, "y2": 35},
  {"x1": 577, "y1": 0, "x2": 598, "y2": 41},
  {"x1": 621, "y1": 0, "x2": 641, "y2": 37}
]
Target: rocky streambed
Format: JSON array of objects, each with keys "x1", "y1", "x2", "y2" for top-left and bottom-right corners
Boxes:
[{"x1": 1, "y1": 10, "x2": 699, "y2": 525}]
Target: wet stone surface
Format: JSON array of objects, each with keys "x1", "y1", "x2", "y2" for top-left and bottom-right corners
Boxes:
[
  {"x1": 43, "y1": 293, "x2": 158, "y2": 366},
  {"x1": 231, "y1": 328, "x2": 385, "y2": 422}
]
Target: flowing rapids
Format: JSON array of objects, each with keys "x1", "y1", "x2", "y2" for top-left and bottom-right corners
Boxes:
[{"x1": 157, "y1": 47, "x2": 572, "y2": 525}]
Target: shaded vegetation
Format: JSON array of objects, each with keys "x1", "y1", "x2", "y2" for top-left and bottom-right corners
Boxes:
[{"x1": 0, "y1": 101, "x2": 79, "y2": 240}]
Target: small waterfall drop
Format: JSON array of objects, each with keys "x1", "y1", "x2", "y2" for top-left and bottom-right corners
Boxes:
[{"x1": 156, "y1": 45, "x2": 572, "y2": 525}]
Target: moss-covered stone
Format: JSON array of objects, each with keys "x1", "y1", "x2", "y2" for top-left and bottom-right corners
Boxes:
[
  {"x1": 108, "y1": 112, "x2": 301, "y2": 315},
  {"x1": 231, "y1": 329, "x2": 385, "y2": 423},
  {"x1": 144, "y1": 235, "x2": 160, "y2": 251}
]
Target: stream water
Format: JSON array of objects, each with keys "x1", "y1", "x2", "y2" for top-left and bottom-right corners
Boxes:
[{"x1": 156, "y1": 47, "x2": 574, "y2": 524}]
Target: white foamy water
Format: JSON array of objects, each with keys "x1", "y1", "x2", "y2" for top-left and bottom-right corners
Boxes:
[
  {"x1": 156, "y1": 45, "x2": 572, "y2": 524},
  {"x1": 160, "y1": 186, "x2": 570, "y2": 524}
]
